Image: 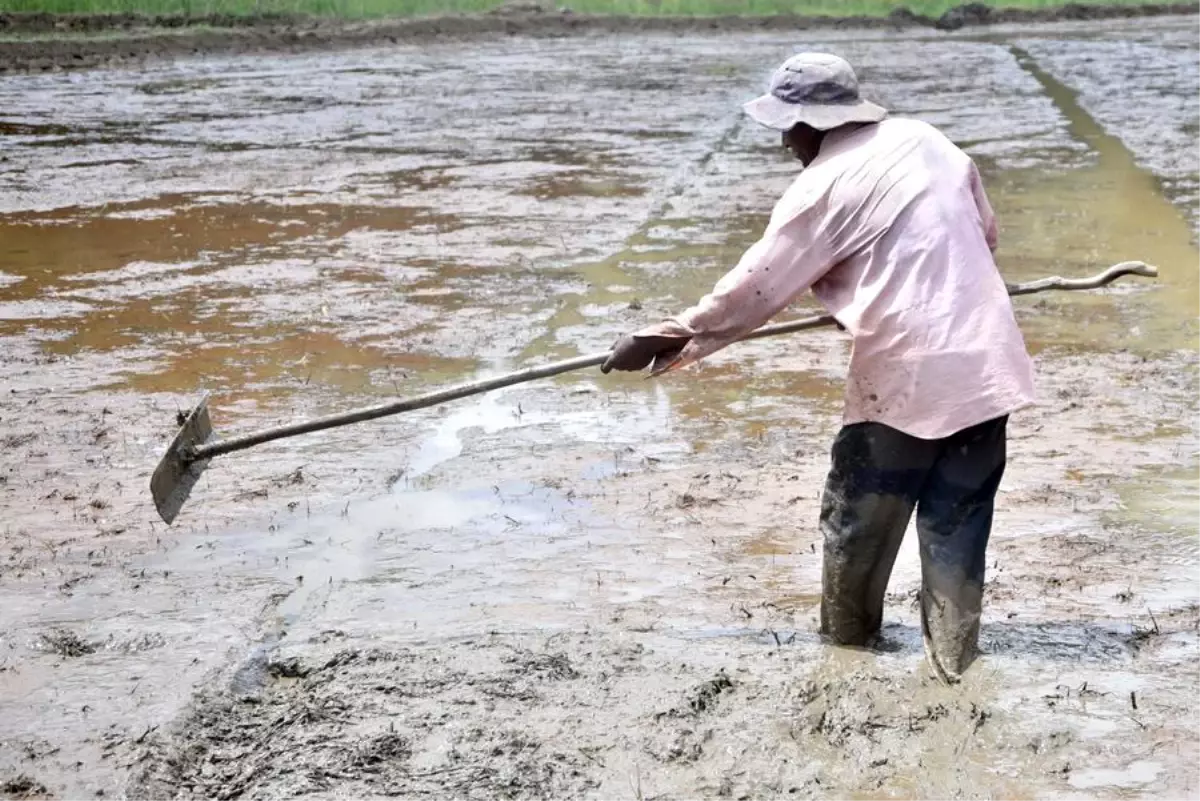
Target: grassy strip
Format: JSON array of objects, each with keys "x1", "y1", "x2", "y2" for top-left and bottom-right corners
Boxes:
[{"x1": 0, "y1": 0, "x2": 1184, "y2": 18}]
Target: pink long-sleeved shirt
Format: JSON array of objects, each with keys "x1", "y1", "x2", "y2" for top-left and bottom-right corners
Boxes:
[{"x1": 643, "y1": 117, "x2": 1036, "y2": 440}]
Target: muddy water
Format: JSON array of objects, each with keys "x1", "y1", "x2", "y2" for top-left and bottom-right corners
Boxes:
[
  {"x1": 996, "y1": 36, "x2": 1199, "y2": 351},
  {"x1": 0, "y1": 16, "x2": 1197, "y2": 800}
]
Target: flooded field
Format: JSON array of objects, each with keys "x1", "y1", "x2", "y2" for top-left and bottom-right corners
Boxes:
[{"x1": 1, "y1": 15, "x2": 1198, "y2": 799}]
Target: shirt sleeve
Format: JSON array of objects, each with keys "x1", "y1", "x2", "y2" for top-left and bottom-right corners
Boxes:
[
  {"x1": 633, "y1": 179, "x2": 836, "y2": 372},
  {"x1": 968, "y1": 159, "x2": 998, "y2": 252}
]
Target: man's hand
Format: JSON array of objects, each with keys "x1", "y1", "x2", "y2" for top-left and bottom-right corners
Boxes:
[{"x1": 600, "y1": 333, "x2": 692, "y2": 374}]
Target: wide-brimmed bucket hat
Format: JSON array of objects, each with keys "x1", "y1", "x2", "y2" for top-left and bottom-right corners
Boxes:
[{"x1": 743, "y1": 52, "x2": 887, "y2": 132}]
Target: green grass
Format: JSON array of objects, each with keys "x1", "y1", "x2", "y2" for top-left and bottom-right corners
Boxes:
[{"x1": 0, "y1": 0, "x2": 1182, "y2": 19}]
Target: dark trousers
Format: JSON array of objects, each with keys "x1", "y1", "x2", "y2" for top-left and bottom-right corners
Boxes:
[{"x1": 818, "y1": 416, "x2": 1008, "y2": 683}]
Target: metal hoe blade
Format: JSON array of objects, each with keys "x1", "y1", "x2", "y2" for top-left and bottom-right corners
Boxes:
[{"x1": 150, "y1": 393, "x2": 216, "y2": 525}]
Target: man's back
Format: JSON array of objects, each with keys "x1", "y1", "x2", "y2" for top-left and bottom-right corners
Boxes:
[
  {"x1": 609, "y1": 116, "x2": 1034, "y2": 439},
  {"x1": 795, "y1": 117, "x2": 1036, "y2": 438}
]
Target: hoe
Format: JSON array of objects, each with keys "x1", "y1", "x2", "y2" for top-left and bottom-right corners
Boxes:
[{"x1": 152, "y1": 261, "x2": 1157, "y2": 525}]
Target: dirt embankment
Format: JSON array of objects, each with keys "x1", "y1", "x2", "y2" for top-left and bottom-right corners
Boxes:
[{"x1": 0, "y1": 1, "x2": 1197, "y2": 73}]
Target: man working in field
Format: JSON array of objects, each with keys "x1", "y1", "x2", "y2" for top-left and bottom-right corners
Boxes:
[{"x1": 602, "y1": 53, "x2": 1036, "y2": 683}]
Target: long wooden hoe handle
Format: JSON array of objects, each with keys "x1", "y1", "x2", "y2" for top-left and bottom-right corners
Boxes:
[{"x1": 188, "y1": 261, "x2": 1157, "y2": 462}]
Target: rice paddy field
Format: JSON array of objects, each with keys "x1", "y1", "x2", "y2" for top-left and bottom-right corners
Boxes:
[
  {"x1": 1, "y1": 0, "x2": 1198, "y2": 798},
  {"x1": 0, "y1": 0, "x2": 1187, "y2": 18}
]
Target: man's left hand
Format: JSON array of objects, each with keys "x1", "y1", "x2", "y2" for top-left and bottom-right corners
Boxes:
[{"x1": 600, "y1": 333, "x2": 691, "y2": 374}]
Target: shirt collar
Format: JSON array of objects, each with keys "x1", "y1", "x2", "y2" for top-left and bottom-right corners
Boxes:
[{"x1": 817, "y1": 122, "x2": 871, "y2": 160}]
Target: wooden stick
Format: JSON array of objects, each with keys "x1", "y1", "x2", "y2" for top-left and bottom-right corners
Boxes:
[
  {"x1": 188, "y1": 261, "x2": 1157, "y2": 462},
  {"x1": 1002, "y1": 261, "x2": 1157, "y2": 296}
]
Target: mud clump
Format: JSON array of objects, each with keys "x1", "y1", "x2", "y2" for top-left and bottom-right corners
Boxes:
[
  {"x1": 936, "y1": 1, "x2": 998, "y2": 28},
  {"x1": 652, "y1": 670, "x2": 735, "y2": 721},
  {"x1": 500, "y1": 649, "x2": 579, "y2": 680},
  {"x1": 0, "y1": 776, "x2": 49, "y2": 800},
  {"x1": 266, "y1": 656, "x2": 311, "y2": 679},
  {"x1": 644, "y1": 672, "x2": 735, "y2": 766},
  {"x1": 686, "y1": 671, "x2": 734, "y2": 715},
  {"x1": 34, "y1": 629, "x2": 97, "y2": 658},
  {"x1": 792, "y1": 675, "x2": 986, "y2": 743}
]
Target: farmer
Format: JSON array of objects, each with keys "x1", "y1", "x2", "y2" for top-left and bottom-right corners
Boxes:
[{"x1": 601, "y1": 53, "x2": 1035, "y2": 683}]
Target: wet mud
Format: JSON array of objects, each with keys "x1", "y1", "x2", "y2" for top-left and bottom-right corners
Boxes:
[
  {"x1": 1, "y1": 2, "x2": 1198, "y2": 73},
  {"x1": 1, "y1": 15, "x2": 1198, "y2": 801}
]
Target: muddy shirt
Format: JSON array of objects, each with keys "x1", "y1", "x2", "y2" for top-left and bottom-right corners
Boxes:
[{"x1": 641, "y1": 117, "x2": 1036, "y2": 440}]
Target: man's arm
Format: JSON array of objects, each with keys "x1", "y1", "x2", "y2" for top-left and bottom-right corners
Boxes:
[
  {"x1": 968, "y1": 160, "x2": 998, "y2": 253},
  {"x1": 606, "y1": 194, "x2": 836, "y2": 375}
]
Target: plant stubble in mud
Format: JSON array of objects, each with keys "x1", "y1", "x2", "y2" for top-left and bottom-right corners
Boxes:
[{"x1": 132, "y1": 644, "x2": 606, "y2": 799}]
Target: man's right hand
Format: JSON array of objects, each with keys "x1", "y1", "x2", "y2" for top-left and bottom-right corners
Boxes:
[{"x1": 600, "y1": 333, "x2": 692, "y2": 374}]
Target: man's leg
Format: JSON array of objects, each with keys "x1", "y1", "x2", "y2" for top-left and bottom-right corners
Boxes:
[
  {"x1": 819, "y1": 423, "x2": 939, "y2": 645},
  {"x1": 915, "y1": 416, "x2": 1008, "y2": 683}
]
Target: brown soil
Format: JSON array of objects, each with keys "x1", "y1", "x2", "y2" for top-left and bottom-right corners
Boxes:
[{"x1": 0, "y1": 2, "x2": 1196, "y2": 73}]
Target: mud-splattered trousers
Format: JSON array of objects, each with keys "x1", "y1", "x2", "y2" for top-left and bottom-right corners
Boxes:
[{"x1": 818, "y1": 415, "x2": 1008, "y2": 683}]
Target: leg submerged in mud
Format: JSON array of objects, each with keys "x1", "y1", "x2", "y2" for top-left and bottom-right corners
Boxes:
[
  {"x1": 916, "y1": 416, "x2": 1008, "y2": 684},
  {"x1": 817, "y1": 417, "x2": 1007, "y2": 683},
  {"x1": 818, "y1": 423, "x2": 936, "y2": 645}
]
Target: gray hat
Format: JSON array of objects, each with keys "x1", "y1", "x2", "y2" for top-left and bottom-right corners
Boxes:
[{"x1": 743, "y1": 53, "x2": 887, "y2": 132}]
